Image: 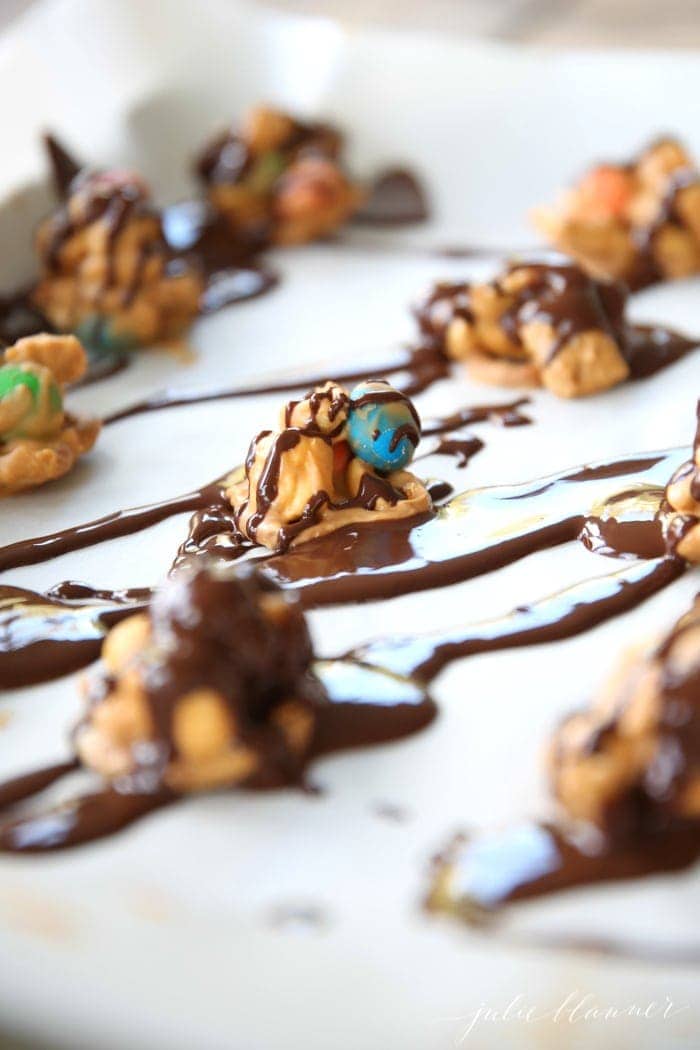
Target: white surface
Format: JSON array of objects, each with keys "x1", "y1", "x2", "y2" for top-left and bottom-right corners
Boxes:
[{"x1": 0, "y1": 2, "x2": 699, "y2": 1048}]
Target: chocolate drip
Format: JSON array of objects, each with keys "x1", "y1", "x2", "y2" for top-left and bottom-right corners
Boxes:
[
  {"x1": 284, "y1": 384, "x2": 350, "y2": 435},
  {"x1": 421, "y1": 398, "x2": 532, "y2": 436},
  {"x1": 0, "y1": 481, "x2": 225, "y2": 573},
  {"x1": 44, "y1": 179, "x2": 146, "y2": 275},
  {"x1": 257, "y1": 451, "x2": 683, "y2": 608},
  {"x1": 429, "y1": 820, "x2": 700, "y2": 914},
  {"x1": 0, "y1": 288, "x2": 51, "y2": 347},
  {"x1": 352, "y1": 168, "x2": 429, "y2": 226},
  {"x1": 417, "y1": 435, "x2": 484, "y2": 468},
  {"x1": 0, "y1": 761, "x2": 78, "y2": 810},
  {"x1": 103, "y1": 346, "x2": 448, "y2": 426},
  {"x1": 414, "y1": 281, "x2": 472, "y2": 344},
  {"x1": 350, "y1": 382, "x2": 421, "y2": 429},
  {"x1": 0, "y1": 658, "x2": 435, "y2": 852},
  {"x1": 352, "y1": 558, "x2": 682, "y2": 684},
  {"x1": 629, "y1": 168, "x2": 700, "y2": 290},
  {"x1": 626, "y1": 324, "x2": 698, "y2": 379},
  {"x1": 161, "y1": 198, "x2": 277, "y2": 311},
  {"x1": 43, "y1": 133, "x2": 83, "y2": 199},
  {"x1": 0, "y1": 584, "x2": 148, "y2": 688},
  {"x1": 0, "y1": 786, "x2": 175, "y2": 853},
  {"x1": 0, "y1": 451, "x2": 688, "y2": 690}
]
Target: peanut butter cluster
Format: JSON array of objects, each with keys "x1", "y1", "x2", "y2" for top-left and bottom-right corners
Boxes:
[
  {"x1": 228, "y1": 380, "x2": 431, "y2": 551},
  {"x1": 197, "y1": 106, "x2": 363, "y2": 245},
  {"x1": 33, "y1": 169, "x2": 203, "y2": 350},
  {"x1": 534, "y1": 137, "x2": 700, "y2": 287},
  {"x1": 76, "y1": 563, "x2": 320, "y2": 793},
  {"x1": 550, "y1": 597, "x2": 700, "y2": 837},
  {"x1": 0, "y1": 334, "x2": 100, "y2": 495},
  {"x1": 664, "y1": 400, "x2": 700, "y2": 563},
  {"x1": 414, "y1": 262, "x2": 630, "y2": 398}
]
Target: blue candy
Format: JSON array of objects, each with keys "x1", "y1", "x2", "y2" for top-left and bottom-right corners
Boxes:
[
  {"x1": 346, "y1": 380, "x2": 421, "y2": 473},
  {"x1": 75, "y1": 314, "x2": 140, "y2": 353}
]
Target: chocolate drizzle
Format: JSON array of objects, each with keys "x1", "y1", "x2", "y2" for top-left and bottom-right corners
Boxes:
[
  {"x1": 256, "y1": 450, "x2": 683, "y2": 608},
  {"x1": 0, "y1": 657, "x2": 436, "y2": 852},
  {"x1": 352, "y1": 558, "x2": 682, "y2": 684},
  {"x1": 102, "y1": 346, "x2": 448, "y2": 425},
  {"x1": 421, "y1": 397, "x2": 532, "y2": 435},
  {"x1": 629, "y1": 167, "x2": 700, "y2": 290},
  {"x1": 1, "y1": 451, "x2": 687, "y2": 691},
  {"x1": 428, "y1": 820, "x2": 700, "y2": 916},
  {"x1": 0, "y1": 481, "x2": 225, "y2": 573},
  {"x1": 0, "y1": 583, "x2": 151, "y2": 688},
  {"x1": 417, "y1": 435, "x2": 484, "y2": 468}
]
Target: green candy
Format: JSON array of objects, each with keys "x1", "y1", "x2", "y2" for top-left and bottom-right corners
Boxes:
[
  {"x1": 0, "y1": 364, "x2": 63, "y2": 438},
  {"x1": 248, "y1": 151, "x2": 286, "y2": 193},
  {"x1": 0, "y1": 366, "x2": 41, "y2": 404}
]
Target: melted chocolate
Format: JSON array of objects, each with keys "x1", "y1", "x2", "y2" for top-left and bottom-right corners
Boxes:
[
  {"x1": 102, "y1": 345, "x2": 448, "y2": 426},
  {"x1": 0, "y1": 584, "x2": 150, "y2": 688},
  {"x1": 352, "y1": 168, "x2": 429, "y2": 226},
  {"x1": 161, "y1": 198, "x2": 277, "y2": 311},
  {"x1": 0, "y1": 451, "x2": 687, "y2": 691},
  {"x1": 429, "y1": 820, "x2": 700, "y2": 914},
  {"x1": 0, "y1": 481, "x2": 225, "y2": 572},
  {"x1": 627, "y1": 324, "x2": 698, "y2": 379},
  {"x1": 43, "y1": 133, "x2": 82, "y2": 199},
  {"x1": 352, "y1": 557, "x2": 682, "y2": 683},
  {"x1": 0, "y1": 288, "x2": 50, "y2": 347},
  {"x1": 421, "y1": 398, "x2": 532, "y2": 435},
  {"x1": 0, "y1": 658, "x2": 436, "y2": 852},
  {"x1": 417, "y1": 435, "x2": 484, "y2": 469},
  {"x1": 256, "y1": 450, "x2": 683, "y2": 608}
]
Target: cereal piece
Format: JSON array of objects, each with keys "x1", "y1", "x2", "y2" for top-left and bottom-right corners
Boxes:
[
  {"x1": 550, "y1": 596, "x2": 700, "y2": 834},
  {"x1": 664, "y1": 400, "x2": 700, "y2": 562},
  {"x1": 414, "y1": 262, "x2": 630, "y2": 398},
  {"x1": 197, "y1": 107, "x2": 362, "y2": 245},
  {"x1": 0, "y1": 334, "x2": 100, "y2": 495},
  {"x1": 228, "y1": 380, "x2": 431, "y2": 550},
  {"x1": 33, "y1": 170, "x2": 203, "y2": 350},
  {"x1": 535, "y1": 136, "x2": 700, "y2": 286},
  {"x1": 76, "y1": 564, "x2": 319, "y2": 793}
]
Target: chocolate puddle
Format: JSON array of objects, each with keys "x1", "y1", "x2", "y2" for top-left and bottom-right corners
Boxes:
[
  {"x1": 0, "y1": 584, "x2": 150, "y2": 688},
  {"x1": 257, "y1": 450, "x2": 683, "y2": 607},
  {"x1": 626, "y1": 323, "x2": 698, "y2": 379},
  {"x1": 0, "y1": 659, "x2": 436, "y2": 852},
  {"x1": 160, "y1": 198, "x2": 278, "y2": 313},
  {"x1": 428, "y1": 820, "x2": 700, "y2": 915},
  {"x1": 352, "y1": 168, "x2": 429, "y2": 226}
]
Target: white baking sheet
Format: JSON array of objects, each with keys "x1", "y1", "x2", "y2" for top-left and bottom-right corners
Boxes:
[{"x1": 0, "y1": 2, "x2": 699, "y2": 1048}]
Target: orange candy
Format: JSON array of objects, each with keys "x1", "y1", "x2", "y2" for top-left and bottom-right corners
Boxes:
[
  {"x1": 578, "y1": 165, "x2": 633, "y2": 220},
  {"x1": 333, "y1": 439, "x2": 352, "y2": 475}
]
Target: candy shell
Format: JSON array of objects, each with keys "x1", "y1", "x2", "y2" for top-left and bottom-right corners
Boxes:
[{"x1": 346, "y1": 380, "x2": 421, "y2": 473}]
